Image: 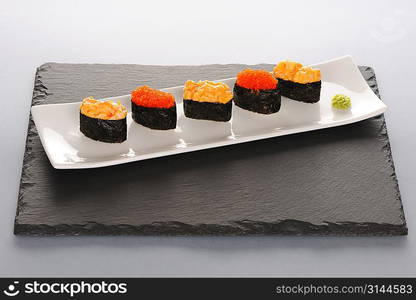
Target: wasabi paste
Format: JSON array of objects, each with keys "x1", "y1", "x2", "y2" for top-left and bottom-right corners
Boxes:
[{"x1": 331, "y1": 94, "x2": 351, "y2": 110}]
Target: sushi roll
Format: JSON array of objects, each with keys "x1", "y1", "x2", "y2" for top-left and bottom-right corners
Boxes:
[
  {"x1": 131, "y1": 86, "x2": 177, "y2": 130},
  {"x1": 233, "y1": 69, "x2": 280, "y2": 114},
  {"x1": 183, "y1": 80, "x2": 233, "y2": 122},
  {"x1": 79, "y1": 97, "x2": 127, "y2": 143},
  {"x1": 273, "y1": 61, "x2": 321, "y2": 103}
]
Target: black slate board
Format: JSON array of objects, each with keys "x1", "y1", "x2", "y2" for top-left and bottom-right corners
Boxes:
[{"x1": 15, "y1": 63, "x2": 407, "y2": 236}]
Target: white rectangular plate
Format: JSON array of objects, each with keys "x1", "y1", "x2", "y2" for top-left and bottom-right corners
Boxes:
[{"x1": 31, "y1": 55, "x2": 387, "y2": 169}]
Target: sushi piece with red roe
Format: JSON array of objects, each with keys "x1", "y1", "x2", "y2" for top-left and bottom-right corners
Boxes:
[
  {"x1": 233, "y1": 69, "x2": 281, "y2": 114},
  {"x1": 131, "y1": 86, "x2": 177, "y2": 130}
]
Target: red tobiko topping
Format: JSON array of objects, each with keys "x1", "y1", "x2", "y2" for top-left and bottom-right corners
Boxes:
[
  {"x1": 131, "y1": 86, "x2": 175, "y2": 108},
  {"x1": 236, "y1": 69, "x2": 277, "y2": 90}
]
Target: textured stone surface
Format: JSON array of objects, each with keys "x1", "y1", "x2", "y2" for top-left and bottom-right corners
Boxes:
[{"x1": 14, "y1": 63, "x2": 407, "y2": 236}]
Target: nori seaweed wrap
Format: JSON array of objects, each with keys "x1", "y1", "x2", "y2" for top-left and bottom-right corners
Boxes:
[
  {"x1": 131, "y1": 86, "x2": 177, "y2": 130},
  {"x1": 273, "y1": 61, "x2": 321, "y2": 103},
  {"x1": 183, "y1": 80, "x2": 233, "y2": 122},
  {"x1": 79, "y1": 97, "x2": 127, "y2": 143},
  {"x1": 277, "y1": 79, "x2": 321, "y2": 103},
  {"x1": 132, "y1": 102, "x2": 176, "y2": 130},
  {"x1": 233, "y1": 84, "x2": 281, "y2": 114},
  {"x1": 183, "y1": 99, "x2": 232, "y2": 122},
  {"x1": 233, "y1": 69, "x2": 281, "y2": 114}
]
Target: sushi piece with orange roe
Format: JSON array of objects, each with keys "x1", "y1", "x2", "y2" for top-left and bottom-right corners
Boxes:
[
  {"x1": 273, "y1": 61, "x2": 321, "y2": 103},
  {"x1": 79, "y1": 97, "x2": 127, "y2": 143},
  {"x1": 131, "y1": 86, "x2": 177, "y2": 130},
  {"x1": 233, "y1": 69, "x2": 281, "y2": 114},
  {"x1": 183, "y1": 80, "x2": 233, "y2": 122}
]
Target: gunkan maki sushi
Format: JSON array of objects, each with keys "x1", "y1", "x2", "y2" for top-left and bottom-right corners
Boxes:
[
  {"x1": 183, "y1": 80, "x2": 233, "y2": 122},
  {"x1": 131, "y1": 86, "x2": 177, "y2": 130},
  {"x1": 80, "y1": 97, "x2": 127, "y2": 143},
  {"x1": 233, "y1": 69, "x2": 280, "y2": 114},
  {"x1": 273, "y1": 61, "x2": 321, "y2": 103}
]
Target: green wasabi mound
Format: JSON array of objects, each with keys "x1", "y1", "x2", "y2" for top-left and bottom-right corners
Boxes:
[{"x1": 331, "y1": 94, "x2": 351, "y2": 110}]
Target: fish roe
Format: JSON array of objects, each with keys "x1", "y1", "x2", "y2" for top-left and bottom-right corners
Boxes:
[
  {"x1": 131, "y1": 86, "x2": 175, "y2": 108},
  {"x1": 236, "y1": 69, "x2": 277, "y2": 90}
]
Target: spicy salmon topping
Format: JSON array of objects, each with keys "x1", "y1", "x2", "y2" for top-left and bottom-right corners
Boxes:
[
  {"x1": 273, "y1": 61, "x2": 303, "y2": 81},
  {"x1": 183, "y1": 80, "x2": 233, "y2": 104},
  {"x1": 273, "y1": 61, "x2": 321, "y2": 83},
  {"x1": 236, "y1": 69, "x2": 277, "y2": 90},
  {"x1": 80, "y1": 97, "x2": 127, "y2": 120},
  {"x1": 292, "y1": 67, "x2": 321, "y2": 84},
  {"x1": 131, "y1": 86, "x2": 175, "y2": 108}
]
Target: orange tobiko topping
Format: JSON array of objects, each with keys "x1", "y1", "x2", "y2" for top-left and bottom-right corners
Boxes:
[
  {"x1": 131, "y1": 86, "x2": 175, "y2": 108},
  {"x1": 236, "y1": 69, "x2": 277, "y2": 90},
  {"x1": 80, "y1": 97, "x2": 127, "y2": 120}
]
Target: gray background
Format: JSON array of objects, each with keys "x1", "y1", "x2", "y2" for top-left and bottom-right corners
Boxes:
[{"x1": 0, "y1": 0, "x2": 415, "y2": 276}]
